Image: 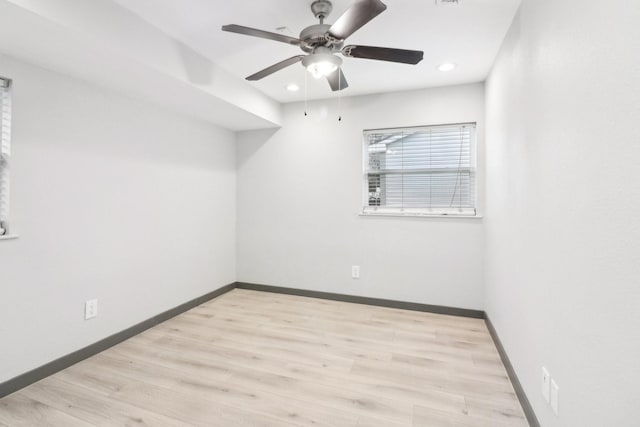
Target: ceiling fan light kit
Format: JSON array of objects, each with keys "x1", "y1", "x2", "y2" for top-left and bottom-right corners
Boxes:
[
  {"x1": 302, "y1": 47, "x2": 342, "y2": 79},
  {"x1": 222, "y1": 0, "x2": 424, "y2": 92}
]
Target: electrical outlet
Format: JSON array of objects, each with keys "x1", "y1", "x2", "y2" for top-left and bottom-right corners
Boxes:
[
  {"x1": 541, "y1": 367, "x2": 551, "y2": 403},
  {"x1": 351, "y1": 265, "x2": 360, "y2": 279},
  {"x1": 85, "y1": 299, "x2": 98, "y2": 320},
  {"x1": 550, "y1": 379, "x2": 559, "y2": 415}
]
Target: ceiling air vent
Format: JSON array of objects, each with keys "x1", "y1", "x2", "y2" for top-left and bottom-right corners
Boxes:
[{"x1": 435, "y1": 0, "x2": 461, "y2": 6}]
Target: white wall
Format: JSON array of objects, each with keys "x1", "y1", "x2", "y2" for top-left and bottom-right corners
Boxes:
[
  {"x1": 237, "y1": 84, "x2": 485, "y2": 310},
  {"x1": 485, "y1": 1, "x2": 640, "y2": 426},
  {"x1": 0, "y1": 55, "x2": 236, "y2": 382}
]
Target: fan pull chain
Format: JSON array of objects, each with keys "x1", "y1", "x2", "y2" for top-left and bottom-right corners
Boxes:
[
  {"x1": 304, "y1": 70, "x2": 308, "y2": 117},
  {"x1": 338, "y1": 67, "x2": 342, "y2": 122}
]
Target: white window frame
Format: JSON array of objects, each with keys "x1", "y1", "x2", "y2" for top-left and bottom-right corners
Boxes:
[
  {"x1": 0, "y1": 76, "x2": 12, "y2": 237},
  {"x1": 361, "y1": 122, "x2": 478, "y2": 218}
]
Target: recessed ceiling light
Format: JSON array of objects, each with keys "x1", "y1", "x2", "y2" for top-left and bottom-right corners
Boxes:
[
  {"x1": 286, "y1": 83, "x2": 300, "y2": 92},
  {"x1": 437, "y1": 63, "x2": 456, "y2": 72}
]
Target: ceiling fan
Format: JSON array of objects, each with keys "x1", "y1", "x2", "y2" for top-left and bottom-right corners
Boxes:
[{"x1": 222, "y1": 0, "x2": 424, "y2": 92}]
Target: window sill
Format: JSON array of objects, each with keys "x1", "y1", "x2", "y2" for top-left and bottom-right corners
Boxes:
[
  {"x1": 360, "y1": 212, "x2": 483, "y2": 219},
  {"x1": 0, "y1": 234, "x2": 19, "y2": 241}
]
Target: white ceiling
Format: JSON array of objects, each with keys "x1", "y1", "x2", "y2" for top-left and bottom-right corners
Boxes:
[{"x1": 113, "y1": 0, "x2": 521, "y2": 103}]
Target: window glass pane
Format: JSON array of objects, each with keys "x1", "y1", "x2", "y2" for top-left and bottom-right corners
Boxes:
[{"x1": 363, "y1": 123, "x2": 476, "y2": 215}]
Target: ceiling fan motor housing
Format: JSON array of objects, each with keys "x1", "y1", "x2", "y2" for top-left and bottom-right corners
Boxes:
[
  {"x1": 299, "y1": 24, "x2": 336, "y2": 52},
  {"x1": 300, "y1": 1, "x2": 342, "y2": 54}
]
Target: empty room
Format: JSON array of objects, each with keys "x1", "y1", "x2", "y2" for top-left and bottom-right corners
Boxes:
[{"x1": 0, "y1": 0, "x2": 638, "y2": 426}]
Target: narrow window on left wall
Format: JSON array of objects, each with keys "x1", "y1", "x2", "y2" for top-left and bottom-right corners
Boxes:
[{"x1": 0, "y1": 76, "x2": 12, "y2": 236}]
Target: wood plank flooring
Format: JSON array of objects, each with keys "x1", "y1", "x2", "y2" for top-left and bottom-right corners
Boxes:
[{"x1": 0, "y1": 289, "x2": 529, "y2": 426}]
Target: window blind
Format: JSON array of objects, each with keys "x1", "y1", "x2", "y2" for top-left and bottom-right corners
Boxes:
[
  {"x1": 363, "y1": 123, "x2": 476, "y2": 216},
  {"x1": 0, "y1": 77, "x2": 11, "y2": 235}
]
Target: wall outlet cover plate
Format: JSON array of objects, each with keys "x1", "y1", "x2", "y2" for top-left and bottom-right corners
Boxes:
[
  {"x1": 85, "y1": 299, "x2": 98, "y2": 320},
  {"x1": 351, "y1": 265, "x2": 360, "y2": 279},
  {"x1": 541, "y1": 367, "x2": 551, "y2": 403}
]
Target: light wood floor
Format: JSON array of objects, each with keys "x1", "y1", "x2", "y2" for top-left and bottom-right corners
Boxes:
[{"x1": 0, "y1": 289, "x2": 529, "y2": 427}]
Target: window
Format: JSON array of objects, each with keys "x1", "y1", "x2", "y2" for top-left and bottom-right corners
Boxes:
[
  {"x1": 0, "y1": 77, "x2": 12, "y2": 235},
  {"x1": 363, "y1": 123, "x2": 477, "y2": 216}
]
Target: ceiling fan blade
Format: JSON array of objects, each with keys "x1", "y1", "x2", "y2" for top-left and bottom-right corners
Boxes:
[
  {"x1": 246, "y1": 56, "x2": 305, "y2": 81},
  {"x1": 222, "y1": 24, "x2": 301, "y2": 46},
  {"x1": 328, "y1": 0, "x2": 387, "y2": 41},
  {"x1": 327, "y1": 68, "x2": 349, "y2": 91},
  {"x1": 342, "y1": 45, "x2": 424, "y2": 64}
]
